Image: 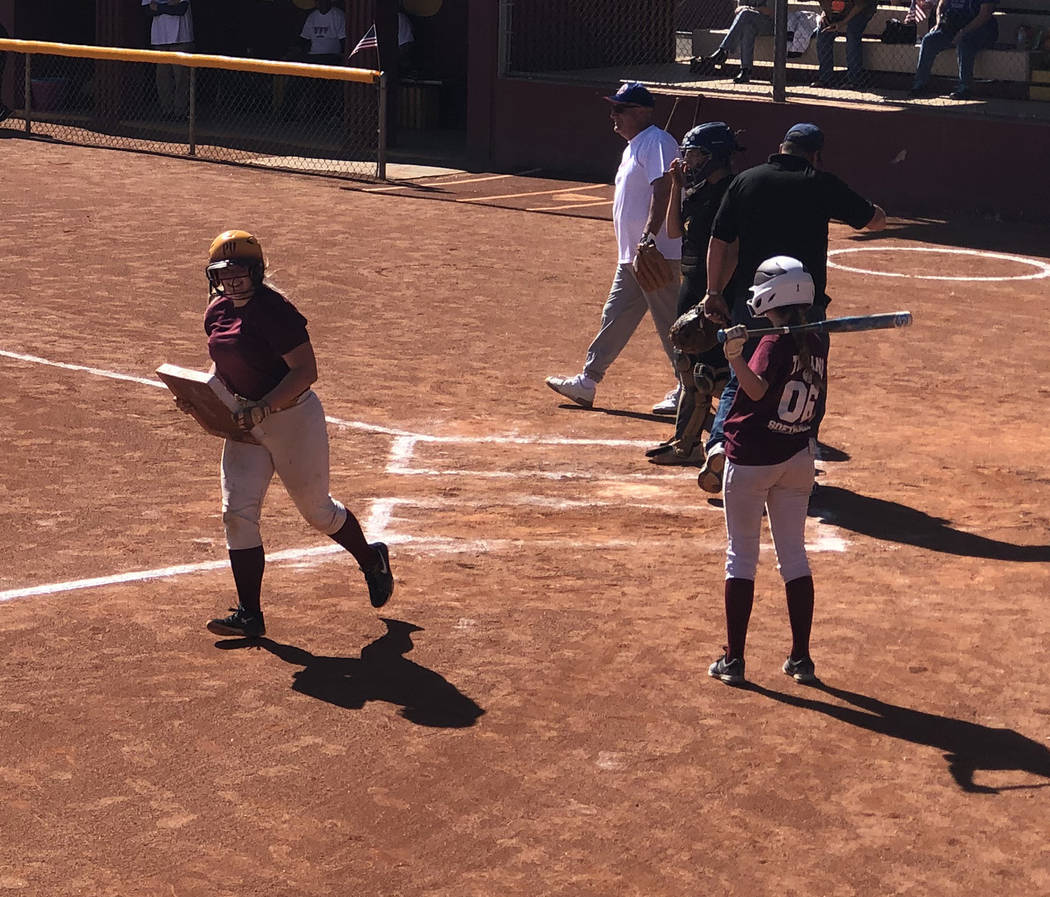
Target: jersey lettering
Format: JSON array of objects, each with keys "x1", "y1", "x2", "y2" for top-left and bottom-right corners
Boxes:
[{"x1": 775, "y1": 355, "x2": 823, "y2": 427}]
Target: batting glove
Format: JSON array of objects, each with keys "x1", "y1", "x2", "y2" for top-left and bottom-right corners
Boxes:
[
  {"x1": 234, "y1": 400, "x2": 272, "y2": 430},
  {"x1": 723, "y1": 324, "x2": 748, "y2": 360}
]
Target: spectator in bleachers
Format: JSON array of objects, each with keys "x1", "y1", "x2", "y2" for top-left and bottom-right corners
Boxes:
[
  {"x1": 398, "y1": 8, "x2": 420, "y2": 77},
  {"x1": 692, "y1": 1, "x2": 774, "y2": 84},
  {"x1": 142, "y1": 0, "x2": 195, "y2": 118},
  {"x1": 300, "y1": 0, "x2": 347, "y2": 65},
  {"x1": 295, "y1": 0, "x2": 347, "y2": 119},
  {"x1": 812, "y1": 0, "x2": 878, "y2": 88},
  {"x1": 908, "y1": 0, "x2": 999, "y2": 99}
]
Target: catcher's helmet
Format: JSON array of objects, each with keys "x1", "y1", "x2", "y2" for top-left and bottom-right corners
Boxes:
[
  {"x1": 206, "y1": 230, "x2": 264, "y2": 292},
  {"x1": 680, "y1": 122, "x2": 740, "y2": 159},
  {"x1": 747, "y1": 256, "x2": 814, "y2": 316}
]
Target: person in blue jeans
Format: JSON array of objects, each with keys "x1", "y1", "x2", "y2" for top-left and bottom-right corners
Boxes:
[
  {"x1": 813, "y1": 0, "x2": 878, "y2": 88},
  {"x1": 909, "y1": 0, "x2": 999, "y2": 100},
  {"x1": 693, "y1": 1, "x2": 774, "y2": 84}
]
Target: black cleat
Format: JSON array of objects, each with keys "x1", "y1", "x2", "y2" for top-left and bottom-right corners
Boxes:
[
  {"x1": 363, "y1": 542, "x2": 394, "y2": 608},
  {"x1": 207, "y1": 606, "x2": 265, "y2": 638}
]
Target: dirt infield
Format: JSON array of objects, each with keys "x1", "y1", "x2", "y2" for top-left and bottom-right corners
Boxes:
[{"x1": 1, "y1": 136, "x2": 1048, "y2": 897}]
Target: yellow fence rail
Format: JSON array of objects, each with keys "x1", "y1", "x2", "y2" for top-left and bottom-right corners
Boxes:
[
  {"x1": 0, "y1": 39, "x2": 382, "y2": 83},
  {"x1": 0, "y1": 39, "x2": 388, "y2": 181}
]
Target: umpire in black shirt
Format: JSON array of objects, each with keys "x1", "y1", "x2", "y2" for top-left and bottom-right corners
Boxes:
[{"x1": 696, "y1": 122, "x2": 887, "y2": 493}]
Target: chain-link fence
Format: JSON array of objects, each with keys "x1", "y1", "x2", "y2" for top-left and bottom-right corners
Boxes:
[
  {"x1": 0, "y1": 40, "x2": 386, "y2": 180},
  {"x1": 500, "y1": 0, "x2": 1050, "y2": 114}
]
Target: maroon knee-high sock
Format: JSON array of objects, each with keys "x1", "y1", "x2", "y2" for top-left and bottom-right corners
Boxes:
[
  {"x1": 329, "y1": 510, "x2": 378, "y2": 569},
  {"x1": 229, "y1": 546, "x2": 265, "y2": 614},
  {"x1": 725, "y1": 578, "x2": 755, "y2": 661},
  {"x1": 785, "y1": 575, "x2": 815, "y2": 661}
]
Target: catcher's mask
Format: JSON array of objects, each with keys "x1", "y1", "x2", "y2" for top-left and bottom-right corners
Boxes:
[
  {"x1": 207, "y1": 229, "x2": 265, "y2": 292},
  {"x1": 747, "y1": 256, "x2": 814, "y2": 317},
  {"x1": 680, "y1": 122, "x2": 742, "y2": 181}
]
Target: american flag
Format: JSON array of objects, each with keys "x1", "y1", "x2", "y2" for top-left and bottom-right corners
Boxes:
[
  {"x1": 904, "y1": 0, "x2": 931, "y2": 24},
  {"x1": 349, "y1": 24, "x2": 378, "y2": 57}
]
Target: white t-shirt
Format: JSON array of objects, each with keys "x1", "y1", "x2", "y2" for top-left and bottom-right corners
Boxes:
[
  {"x1": 301, "y1": 8, "x2": 347, "y2": 56},
  {"x1": 141, "y1": 0, "x2": 194, "y2": 47},
  {"x1": 612, "y1": 124, "x2": 681, "y2": 263},
  {"x1": 398, "y1": 13, "x2": 414, "y2": 47}
]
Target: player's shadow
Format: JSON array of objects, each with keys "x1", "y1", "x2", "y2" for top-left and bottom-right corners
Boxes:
[
  {"x1": 749, "y1": 681, "x2": 1050, "y2": 794},
  {"x1": 556, "y1": 403, "x2": 676, "y2": 425},
  {"x1": 808, "y1": 485, "x2": 1050, "y2": 561},
  {"x1": 218, "y1": 618, "x2": 484, "y2": 728}
]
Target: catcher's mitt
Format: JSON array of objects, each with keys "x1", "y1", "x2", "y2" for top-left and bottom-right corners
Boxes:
[
  {"x1": 669, "y1": 304, "x2": 719, "y2": 354},
  {"x1": 633, "y1": 241, "x2": 674, "y2": 293}
]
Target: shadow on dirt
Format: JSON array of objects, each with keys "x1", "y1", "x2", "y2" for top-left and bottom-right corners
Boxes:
[
  {"x1": 749, "y1": 680, "x2": 1050, "y2": 794},
  {"x1": 556, "y1": 403, "x2": 678, "y2": 425},
  {"x1": 846, "y1": 216, "x2": 1050, "y2": 259},
  {"x1": 217, "y1": 618, "x2": 485, "y2": 728},
  {"x1": 808, "y1": 485, "x2": 1050, "y2": 561}
]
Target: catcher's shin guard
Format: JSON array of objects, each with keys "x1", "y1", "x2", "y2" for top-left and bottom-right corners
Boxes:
[{"x1": 676, "y1": 363, "x2": 718, "y2": 453}]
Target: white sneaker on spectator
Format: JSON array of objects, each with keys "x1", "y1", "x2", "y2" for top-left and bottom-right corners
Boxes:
[
  {"x1": 651, "y1": 385, "x2": 681, "y2": 416},
  {"x1": 545, "y1": 373, "x2": 596, "y2": 408}
]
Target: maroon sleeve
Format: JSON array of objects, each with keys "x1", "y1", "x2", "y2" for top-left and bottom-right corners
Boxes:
[
  {"x1": 259, "y1": 293, "x2": 310, "y2": 357},
  {"x1": 748, "y1": 335, "x2": 791, "y2": 384}
]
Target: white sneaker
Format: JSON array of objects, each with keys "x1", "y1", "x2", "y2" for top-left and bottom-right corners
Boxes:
[
  {"x1": 545, "y1": 373, "x2": 596, "y2": 408},
  {"x1": 651, "y1": 385, "x2": 681, "y2": 416}
]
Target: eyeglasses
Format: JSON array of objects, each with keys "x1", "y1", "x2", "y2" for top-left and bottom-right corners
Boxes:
[{"x1": 610, "y1": 103, "x2": 641, "y2": 113}]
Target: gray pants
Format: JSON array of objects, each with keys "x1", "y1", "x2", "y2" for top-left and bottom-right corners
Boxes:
[
  {"x1": 152, "y1": 41, "x2": 195, "y2": 116},
  {"x1": 583, "y1": 261, "x2": 681, "y2": 384}
]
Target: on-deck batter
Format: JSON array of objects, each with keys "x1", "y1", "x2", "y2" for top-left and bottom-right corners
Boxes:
[
  {"x1": 176, "y1": 230, "x2": 394, "y2": 639},
  {"x1": 707, "y1": 256, "x2": 828, "y2": 686}
]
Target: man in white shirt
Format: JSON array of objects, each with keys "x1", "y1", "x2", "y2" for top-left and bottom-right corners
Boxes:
[
  {"x1": 546, "y1": 82, "x2": 683, "y2": 414},
  {"x1": 142, "y1": 0, "x2": 194, "y2": 118}
]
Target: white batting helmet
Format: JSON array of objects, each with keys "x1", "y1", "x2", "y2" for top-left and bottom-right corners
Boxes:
[{"x1": 746, "y1": 256, "x2": 815, "y2": 316}]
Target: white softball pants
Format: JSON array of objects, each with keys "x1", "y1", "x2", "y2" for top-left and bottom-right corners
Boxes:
[
  {"x1": 220, "y1": 390, "x2": 347, "y2": 550},
  {"x1": 723, "y1": 446, "x2": 815, "y2": 582}
]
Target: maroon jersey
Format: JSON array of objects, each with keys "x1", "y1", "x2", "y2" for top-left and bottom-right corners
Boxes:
[
  {"x1": 723, "y1": 332, "x2": 827, "y2": 465},
  {"x1": 205, "y1": 285, "x2": 309, "y2": 400}
]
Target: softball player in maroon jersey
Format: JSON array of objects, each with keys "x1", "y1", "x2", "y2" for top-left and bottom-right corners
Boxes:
[
  {"x1": 707, "y1": 257, "x2": 827, "y2": 685},
  {"x1": 179, "y1": 230, "x2": 393, "y2": 639}
]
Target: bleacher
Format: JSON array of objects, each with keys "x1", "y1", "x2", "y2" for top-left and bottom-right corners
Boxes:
[{"x1": 689, "y1": 1, "x2": 1050, "y2": 98}]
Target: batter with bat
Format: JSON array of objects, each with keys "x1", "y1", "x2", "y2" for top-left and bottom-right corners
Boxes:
[
  {"x1": 174, "y1": 230, "x2": 394, "y2": 639},
  {"x1": 707, "y1": 257, "x2": 828, "y2": 686}
]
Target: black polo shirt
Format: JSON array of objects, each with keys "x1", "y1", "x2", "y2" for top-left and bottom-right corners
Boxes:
[{"x1": 711, "y1": 153, "x2": 876, "y2": 308}]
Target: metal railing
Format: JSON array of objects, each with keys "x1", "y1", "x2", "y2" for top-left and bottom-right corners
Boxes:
[
  {"x1": 0, "y1": 39, "x2": 387, "y2": 180},
  {"x1": 498, "y1": 1, "x2": 1049, "y2": 114}
]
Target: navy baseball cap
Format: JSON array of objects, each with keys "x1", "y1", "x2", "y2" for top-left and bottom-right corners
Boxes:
[
  {"x1": 604, "y1": 82, "x2": 655, "y2": 108},
  {"x1": 783, "y1": 122, "x2": 824, "y2": 152}
]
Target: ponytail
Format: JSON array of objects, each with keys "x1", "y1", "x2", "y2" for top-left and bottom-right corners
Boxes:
[{"x1": 786, "y1": 308, "x2": 826, "y2": 394}]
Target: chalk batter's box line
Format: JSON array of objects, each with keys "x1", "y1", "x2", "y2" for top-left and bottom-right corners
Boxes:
[
  {"x1": 0, "y1": 514, "x2": 847, "y2": 605},
  {"x1": 0, "y1": 349, "x2": 846, "y2": 603}
]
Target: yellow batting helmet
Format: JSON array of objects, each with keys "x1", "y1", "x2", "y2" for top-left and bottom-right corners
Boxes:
[{"x1": 208, "y1": 230, "x2": 264, "y2": 266}]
